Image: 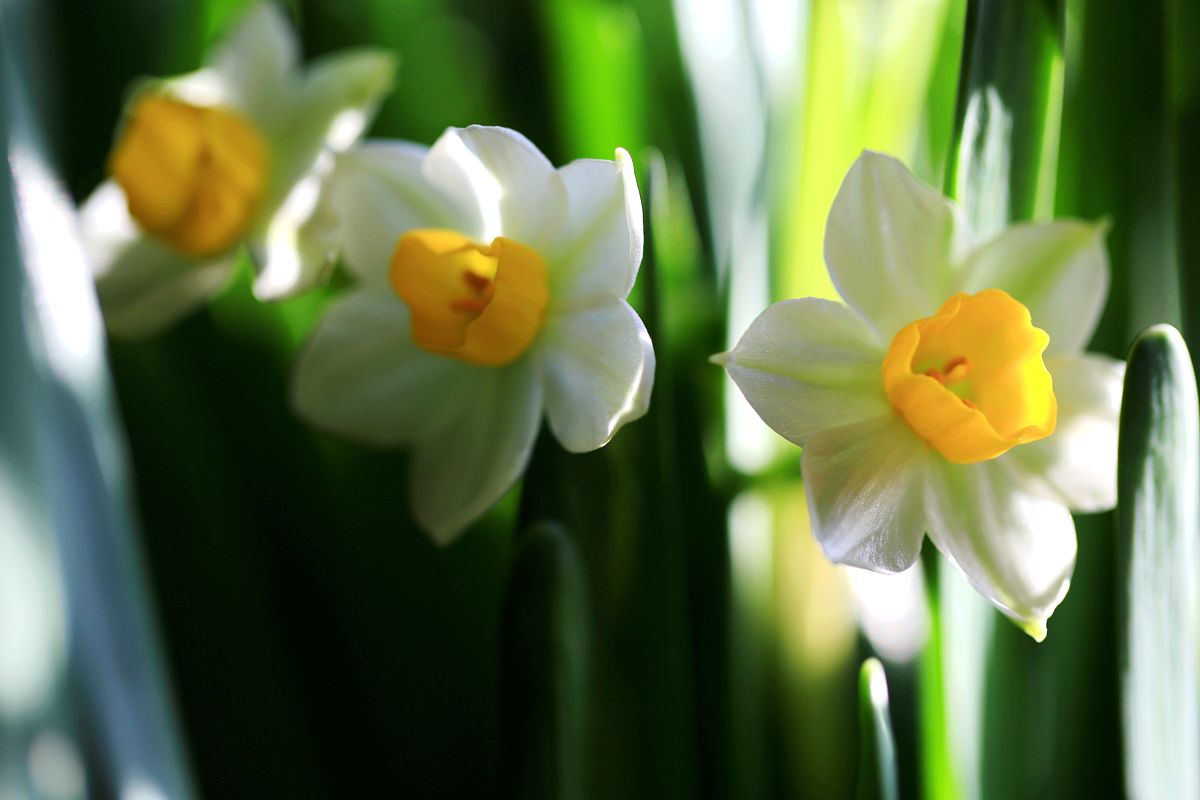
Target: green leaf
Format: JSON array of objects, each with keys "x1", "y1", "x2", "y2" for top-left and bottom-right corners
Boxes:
[
  {"x1": 1116, "y1": 324, "x2": 1200, "y2": 800},
  {"x1": 1056, "y1": 0, "x2": 1180, "y2": 353},
  {"x1": 1171, "y1": 0, "x2": 1200, "y2": 373},
  {"x1": 499, "y1": 522, "x2": 591, "y2": 800},
  {"x1": 537, "y1": 0, "x2": 646, "y2": 160},
  {"x1": 946, "y1": 0, "x2": 1064, "y2": 233},
  {"x1": 924, "y1": 4, "x2": 1067, "y2": 799},
  {"x1": 856, "y1": 659, "x2": 900, "y2": 800},
  {"x1": 1, "y1": 4, "x2": 194, "y2": 797}
]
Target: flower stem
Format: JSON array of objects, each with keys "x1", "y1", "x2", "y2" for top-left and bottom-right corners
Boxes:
[{"x1": 918, "y1": 548, "x2": 959, "y2": 800}]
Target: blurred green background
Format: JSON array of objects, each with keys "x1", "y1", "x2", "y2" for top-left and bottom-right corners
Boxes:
[{"x1": 4, "y1": 0, "x2": 1195, "y2": 796}]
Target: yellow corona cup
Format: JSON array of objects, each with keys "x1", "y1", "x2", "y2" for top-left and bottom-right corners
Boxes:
[
  {"x1": 109, "y1": 96, "x2": 267, "y2": 258},
  {"x1": 389, "y1": 230, "x2": 549, "y2": 367},
  {"x1": 883, "y1": 289, "x2": 1056, "y2": 464}
]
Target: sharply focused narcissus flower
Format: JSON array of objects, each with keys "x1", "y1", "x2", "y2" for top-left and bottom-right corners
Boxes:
[
  {"x1": 716, "y1": 151, "x2": 1123, "y2": 640},
  {"x1": 80, "y1": 2, "x2": 395, "y2": 337},
  {"x1": 290, "y1": 126, "x2": 655, "y2": 543}
]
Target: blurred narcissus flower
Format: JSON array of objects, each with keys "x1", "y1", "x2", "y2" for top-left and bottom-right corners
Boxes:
[
  {"x1": 716, "y1": 151, "x2": 1122, "y2": 640},
  {"x1": 80, "y1": 2, "x2": 395, "y2": 337},
  {"x1": 290, "y1": 126, "x2": 655, "y2": 543}
]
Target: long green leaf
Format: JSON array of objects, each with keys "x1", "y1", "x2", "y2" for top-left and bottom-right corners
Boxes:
[
  {"x1": 856, "y1": 659, "x2": 900, "y2": 800},
  {"x1": 930, "y1": 4, "x2": 1066, "y2": 800},
  {"x1": 947, "y1": 0, "x2": 1064, "y2": 235},
  {"x1": 1, "y1": 2, "x2": 195, "y2": 797},
  {"x1": 1172, "y1": 0, "x2": 1200, "y2": 371},
  {"x1": 499, "y1": 522, "x2": 590, "y2": 800},
  {"x1": 1116, "y1": 324, "x2": 1200, "y2": 800}
]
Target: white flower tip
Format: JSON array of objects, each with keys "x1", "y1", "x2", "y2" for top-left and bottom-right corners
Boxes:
[
  {"x1": 340, "y1": 48, "x2": 399, "y2": 89},
  {"x1": 613, "y1": 147, "x2": 644, "y2": 276},
  {"x1": 230, "y1": 1, "x2": 298, "y2": 63},
  {"x1": 1020, "y1": 616, "x2": 1049, "y2": 643},
  {"x1": 425, "y1": 521, "x2": 465, "y2": 548},
  {"x1": 709, "y1": 351, "x2": 732, "y2": 367},
  {"x1": 853, "y1": 149, "x2": 904, "y2": 172}
]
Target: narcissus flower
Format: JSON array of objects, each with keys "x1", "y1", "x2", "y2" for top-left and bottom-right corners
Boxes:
[
  {"x1": 716, "y1": 151, "x2": 1122, "y2": 640},
  {"x1": 80, "y1": 2, "x2": 395, "y2": 337},
  {"x1": 291, "y1": 127, "x2": 655, "y2": 543}
]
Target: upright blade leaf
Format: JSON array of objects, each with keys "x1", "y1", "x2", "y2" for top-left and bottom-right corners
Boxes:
[
  {"x1": 856, "y1": 658, "x2": 900, "y2": 800},
  {"x1": 1116, "y1": 324, "x2": 1200, "y2": 800},
  {"x1": 927, "y1": 3, "x2": 1066, "y2": 799},
  {"x1": 947, "y1": 0, "x2": 1064, "y2": 235},
  {"x1": 499, "y1": 522, "x2": 590, "y2": 800},
  {"x1": 1, "y1": 2, "x2": 194, "y2": 797}
]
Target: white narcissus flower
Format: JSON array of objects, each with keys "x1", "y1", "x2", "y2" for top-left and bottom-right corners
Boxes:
[
  {"x1": 716, "y1": 151, "x2": 1123, "y2": 640},
  {"x1": 290, "y1": 126, "x2": 655, "y2": 544},
  {"x1": 79, "y1": 2, "x2": 396, "y2": 337}
]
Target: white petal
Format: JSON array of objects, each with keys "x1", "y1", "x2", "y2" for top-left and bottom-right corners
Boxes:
[
  {"x1": 958, "y1": 220, "x2": 1109, "y2": 355},
  {"x1": 718, "y1": 298, "x2": 890, "y2": 446},
  {"x1": 81, "y1": 181, "x2": 232, "y2": 338},
  {"x1": 1006, "y1": 353, "x2": 1124, "y2": 513},
  {"x1": 802, "y1": 414, "x2": 929, "y2": 573},
  {"x1": 540, "y1": 299, "x2": 655, "y2": 453},
  {"x1": 329, "y1": 142, "x2": 468, "y2": 287},
  {"x1": 925, "y1": 458, "x2": 1076, "y2": 640},
  {"x1": 290, "y1": 289, "x2": 479, "y2": 446},
  {"x1": 206, "y1": 2, "x2": 298, "y2": 124},
  {"x1": 252, "y1": 48, "x2": 395, "y2": 227},
  {"x1": 410, "y1": 355, "x2": 543, "y2": 545},
  {"x1": 294, "y1": 49, "x2": 396, "y2": 152},
  {"x1": 422, "y1": 125, "x2": 567, "y2": 247},
  {"x1": 289, "y1": 289, "x2": 540, "y2": 543},
  {"x1": 548, "y1": 148, "x2": 643, "y2": 305},
  {"x1": 250, "y1": 153, "x2": 340, "y2": 300},
  {"x1": 824, "y1": 151, "x2": 969, "y2": 339}
]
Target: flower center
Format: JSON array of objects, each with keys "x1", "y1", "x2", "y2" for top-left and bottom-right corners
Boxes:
[
  {"x1": 389, "y1": 228, "x2": 549, "y2": 367},
  {"x1": 109, "y1": 95, "x2": 268, "y2": 258},
  {"x1": 882, "y1": 289, "x2": 1057, "y2": 463}
]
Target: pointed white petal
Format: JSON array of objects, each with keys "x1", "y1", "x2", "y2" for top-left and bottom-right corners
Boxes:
[
  {"x1": 541, "y1": 299, "x2": 654, "y2": 453},
  {"x1": 719, "y1": 298, "x2": 889, "y2": 446},
  {"x1": 81, "y1": 181, "x2": 232, "y2": 338},
  {"x1": 267, "y1": 48, "x2": 395, "y2": 188},
  {"x1": 290, "y1": 289, "x2": 540, "y2": 543},
  {"x1": 958, "y1": 220, "x2": 1109, "y2": 355},
  {"x1": 802, "y1": 414, "x2": 929, "y2": 573},
  {"x1": 328, "y1": 142, "x2": 468, "y2": 288},
  {"x1": 250, "y1": 153, "x2": 340, "y2": 300},
  {"x1": 925, "y1": 458, "x2": 1076, "y2": 640},
  {"x1": 207, "y1": 2, "x2": 298, "y2": 123},
  {"x1": 1007, "y1": 353, "x2": 1124, "y2": 513},
  {"x1": 410, "y1": 355, "x2": 543, "y2": 545},
  {"x1": 422, "y1": 125, "x2": 567, "y2": 247},
  {"x1": 824, "y1": 151, "x2": 969, "y2": 339},
  {"x1": 290, "y1": 289, "x2": 478, "y2": 446},
  {"x1": 252, "y1": 48, "x2": 396, "y2": 234},
  {"x1": 548, "y1": 148, "x2": 643, "y2": 304},
  {"x1": 293, "y1": 49, "x2": 396, "y2": 153}
]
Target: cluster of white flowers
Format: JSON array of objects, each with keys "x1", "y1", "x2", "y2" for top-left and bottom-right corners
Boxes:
[
  {"x1": 81, "y1": 3, "x2": 654, "y2": 544},
  {"x1": 81, "y1": 3, "x2": 1121, "y2": 640}
]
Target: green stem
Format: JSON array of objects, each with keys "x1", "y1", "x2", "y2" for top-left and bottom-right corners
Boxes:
[{"x1": 918, "y1": 549, "x2": 957, "y2": 800}]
